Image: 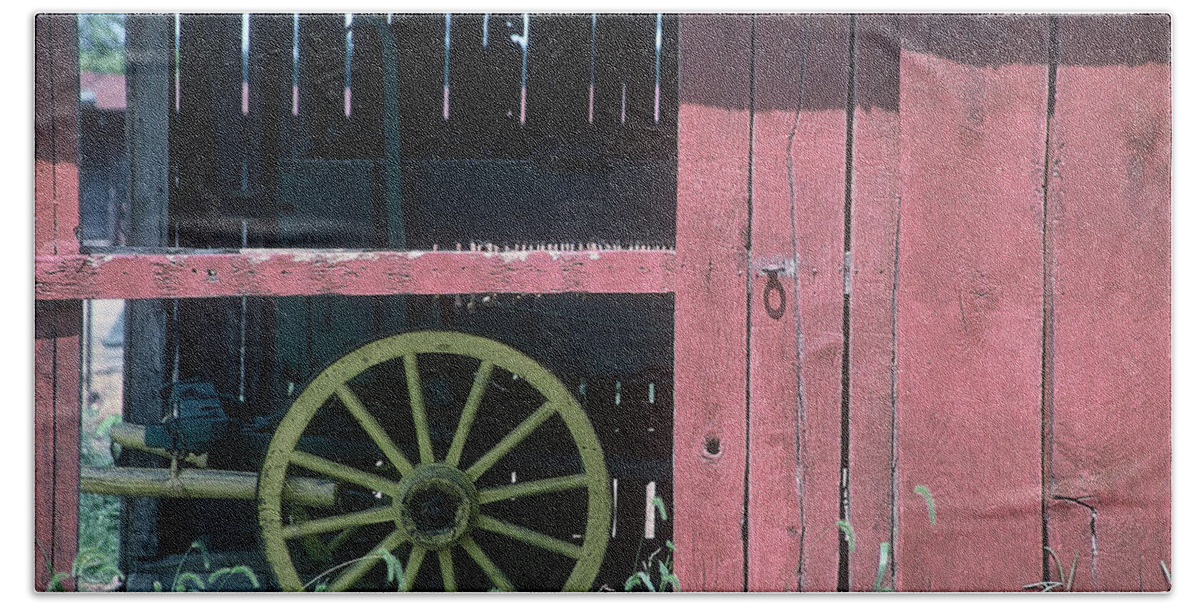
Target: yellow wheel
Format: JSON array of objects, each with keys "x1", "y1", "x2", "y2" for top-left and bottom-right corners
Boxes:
[{"x1": 258, "y1": 331, "x2": 611, "y2": 591}]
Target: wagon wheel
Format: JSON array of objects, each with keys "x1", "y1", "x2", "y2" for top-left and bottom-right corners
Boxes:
[{"x1": 258, "y1": 331, "x2": 611, "y2": 591}]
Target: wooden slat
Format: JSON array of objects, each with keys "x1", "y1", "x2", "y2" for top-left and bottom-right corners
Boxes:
[
  {"x1": 297, "y1": 13, "x2": 346, "y2": 158},
  {"x1": 394, "y1": 14, "x2": 447, "y2": 158},
  {"x1": 657, "y1": 15, "x2": 679, "y2": 131},
  {"x1": 791, "y1": 15, "x2": 853, "y2": 592},
  {"x1": 895, "y1": 15, "x2": 1049, "y2": 591},
  {"x1": 35, "y1": 302, "x2": 82, "y2": 591},
  {"x1": 176, "y1": 14, "x2": 243, "y2": 246},
  {"x1": 247, "y1": 13, "x2": 293, "y2": 247},
  {"x1": 348, "y1": 13, "x2": 386, "y2": 160},
  {"x1": 525, "y1": 15, "x2": 592, "y2": 145},
  {"x1": 674, "y1": 14, "x2": 751, "y2": 592},
  {"x1": 34, "y1": 15, "x2": 54, "y2": 258},
  {"x1": 846, "y1": 13, "x2": 900, "y2": 592},
  {"x1": 33, "y1": 304, "x2": 58, "y2": 590},
  {"x1": 745, "y1": 14, "x2": 805, "y2": 592},
  {"x1": 592, "y1": 14, "x2": 625, "y2": 129},
  {"x1": 34, "y1": 16, "x2": 81, "y2": 591},
  {"x1": 1046, "y1": 14, "x2": 1171, "y2": 592},
  {"x1": 120, "y1": 14, "x2": 175, "y2": 570},
  {"x1": 36, "y1": 249, "x2": 677, "y2": 300},
  {"x1": 51, "y1": 303, "x2": 82, "y2": 588},
  {"x1": 618, "y1": 14, "x2": 659, "y2": 129},
  {"x1": 448, "y1": 13, "x2": 524, "y2": 157}
]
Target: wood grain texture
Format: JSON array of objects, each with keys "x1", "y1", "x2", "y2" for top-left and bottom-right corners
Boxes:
[
  {"x1": 895, "y1": 15, "x2": 1048, "y2": 592},
  {"x1": 846, "y1": 13, "x2": 901, "y2": 592},
  {"x1": 33, "y1": 15, "x2": 80, "y2": 591},
  {"x1": 674, "y1": 14, "x2": 751, "y2": 592},
  {"x1": 745, "y1": 14, "x2": 805, "y2": 592},
  {"x1": 744, "y1": 14, "x2": 851, "y2": 592},
  {"x1": 788, "y1": 15, "x2": 853, "y2": 592},
  {"x1": 36, "y1": 249, "x2": 676, "y2": 300},
  {"x1": 1046, "y1": 14, "x2": 1171, "y2": 592}
]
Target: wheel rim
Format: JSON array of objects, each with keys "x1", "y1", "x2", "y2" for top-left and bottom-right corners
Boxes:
[{"x1": 258, "y1": 331, "x2": 611, "y2": 591}]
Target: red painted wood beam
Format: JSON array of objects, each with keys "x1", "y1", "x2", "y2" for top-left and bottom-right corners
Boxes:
[
  {"x1": 34, "y1": 14, "x2": 81, "y2": 592},
  {"x1": 895, "y1": 15, "x2": 1049, "y2": 592},
  {"x1": 745, "y1": 14, "x2": 851, "y2": 592},
  {"x1": 674, "y1": 14, "x2": 752, "y2": 592},
  {"x1": 745, "y1": 14, "x2": 806, "y2": 592},
  {"x1": 35, "y1": 249, "x2": 677, "y2": 300},
  {"x1": 1047, "y1": 14, "x2": 1171, "y2": 592},
  {"x1": 846, "y1": 14, "x2": 901, "y2": 592}
]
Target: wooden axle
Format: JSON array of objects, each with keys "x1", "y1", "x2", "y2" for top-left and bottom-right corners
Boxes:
[
  {"x1": 110, "y1": 422, "x2": 209, "y2": 468},
  {"x1": 80, "y1": 466, "x2": 338, "y2": 509}
]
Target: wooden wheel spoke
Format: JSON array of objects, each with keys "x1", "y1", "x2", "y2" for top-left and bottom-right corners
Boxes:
[
  {"x1": 326, "y1": 530, "x2": 406, "y2": 592},
  {"x1": 460, "y1": 536, "x2": 514, "y2": 591},
  {"x1": 445, "y1": 360, "x2": 494, "y2": 468},
  {"x1": 336, "y1": 385, "x2": 414, "y2": 476},
  {"x1": 401, "y1": 545, "x2": 426, "y2": 592},
  {"x1": 464, "y1": 402, "x2": 557, "y2": 480},
  {"x1": 404, "y1": 354, "x2": 435, "y2": 464},
  {"x1": 478, "y1": 474, "x2": 589, "y2": 505},
  {"x1": 437, "y1": 549, "x2": 456, "y2": 592},
  {"x1": 281, "y1": 506, "x2": 394, "y2": 540},
  {"x1": 289, "y1": 450, "x2": 396, "y2": 495},
  {"x1": 474, "y1": 514, "x2": 584, "y2": 560}
]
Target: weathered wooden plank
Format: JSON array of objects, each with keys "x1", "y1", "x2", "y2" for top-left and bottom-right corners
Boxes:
[
  {"x1": 34, "y1": 15, "x2": 54, "y2": 258},
  {"x1": 36, "y1": 249, "x2": 677, "y2": 300},
  {"x1": 791, "y1": 15, "x2": 853, "y2": 592},
  {"x1": 526, "y1": 15, "x2": 592, "y2": 143},
  {"x1": 51, "y1": 303, "x2": 82, "y2": 588},
  {"x1": 34, "y1": 304, "x2": 58, "y2": 590},
  {"x1": 394, "y1": 14, "x2": 447, "y2": 158},
  {"x1": 348, "y1": 13, "x2": 386, "y2": 160},
  {"x1": 35, "y1": 301, "x2": 82, "y2": 592},
  {"x1": 895, "y1": 14, "x2": 1048, "y2": 591},
  {"x1": 619, "y1": 14, "x2": 659, "y2": 129},
  {"x1": 846, "y1": 13, "x2": 900, "y2": 592},
  {"x1": 745, "y1": 14, "x2": 805, "y2": 592},
  {"x1": 674, "y1": 14, "x2": 751, "y2": 592},
  {"x1": 51, "y1": 16, "x2": 81, "y2": 257},
  {"x1": 247, "y1": 13, "x2": 292, "y2": 246},
  {"x1": 34, "y1": 16, "x2": 80, "y2": 591},
  {"x1": 176, "y1": 14, "x2": 242, "y2": 246},
  {"x1": 1046, "y1": 14, "x2": 1171, "y2": 592},
  {"x1": 119, "y1": 14, "x2": 175, "y2": 573},
  {"x1": 297, "y1": 13, "x2": 346, "y2": 157}
]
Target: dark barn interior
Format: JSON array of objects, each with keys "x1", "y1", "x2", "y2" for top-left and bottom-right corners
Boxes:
[{"x1": 79, "y1": 13, "x2": 679, "y2": 591}]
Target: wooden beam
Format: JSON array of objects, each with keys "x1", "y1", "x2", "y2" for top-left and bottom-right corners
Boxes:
[
  {"x1": 81, "y1": 467, "x2": 337, "y2": 509},
  {"x1": 1047, "y1": 14, "x2": 1171, "y2": 592},
  {"x1": 673, "y1": 14, "x2": 751, "y2": 592},
  {"x1": 34, "y1": 15, "x2": 81, "y2": 592},
  {"x1": 36, "y1": 248, "x2": 677, "y2": 300},
  {"x1": 120, "y1": 14, "x2": 174, "y2": 571},
  {"x1": 895, "y1": 14, "x2": 1049, "y2": 591},
  {"x1": 846, "y1": 13, "x2": 901, "y2": 592}
]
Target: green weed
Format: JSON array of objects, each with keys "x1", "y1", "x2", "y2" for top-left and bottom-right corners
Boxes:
[
  {"x1": 153, "y1": 540, "x2": 262, "y2": 592},
  {"x1": 303, "y1": 547, "x2": 406, "y2": 591},
  {"x1": 1022, "y1": 546, "x2": 1078, "y2": 592},
  {"x1": 623, "y1": 497, "x2": 678, "y2": 591}
]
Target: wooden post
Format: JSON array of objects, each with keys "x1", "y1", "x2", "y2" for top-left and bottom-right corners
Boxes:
[
  {"x1": 674, "y1": 14, "x2": 751, "y2": 591},
  {"x1": 846, "y1": 14, "x2": 901, "y2": 591},
  {"x1": 1047, "y1": 14, "x2": 1171, "y2": 591},
  {"x1": 894, "y1": 15, "x2": 1049, "y2": 591},
  {"x1": 119, "y1": 14, "x2": 174, "y2": 570},
  {"x1": 34, "y1": 14, "x2": 81, "y2": 591}
]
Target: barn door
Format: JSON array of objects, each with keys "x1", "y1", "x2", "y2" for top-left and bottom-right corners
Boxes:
[{"x1": 673, "y1": 14, "x2": 1169, "y2": 592}]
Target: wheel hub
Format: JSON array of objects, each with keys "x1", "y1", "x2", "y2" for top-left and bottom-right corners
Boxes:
[{"x1": 395, "y1": 463, "x2": 478, "y2": 550}]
